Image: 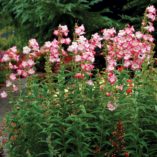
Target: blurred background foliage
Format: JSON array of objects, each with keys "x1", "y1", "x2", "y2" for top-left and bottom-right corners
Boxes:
[{"x1": 0, "y1": 0, "x2": 157, "y2": 49}]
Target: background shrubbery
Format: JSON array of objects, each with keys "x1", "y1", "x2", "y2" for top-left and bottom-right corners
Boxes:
[{"x1": 0, "y1": 0, "x2": 157, "y2": 45}]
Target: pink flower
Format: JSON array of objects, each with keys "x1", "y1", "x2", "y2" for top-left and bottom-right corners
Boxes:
[
  {"x1": 75, "y1": 55, "x2": 82, "y2": 62},
  {"x1": 2, "y1": 54, "x2": 10, "y2": 62},
  {"x1": 27, "y1": 59, "x2": 35, "y2": 66},
  {"x1": 23, "y1": 46, "x2": 31, "y2": 54},
  {"x1": 29, "y1": 39, "x2": 39, "y2": 50},
  {"x1": 81, "y1": 64, "x2": 94, "y2": 72},
  {"x1": 82, "y1": 52, "x2": 95, "y2": 63},
  {"x1": 74, "y1": 73, "x2": 84, "y2": 79},
  {"x1": 21, "y1": 61, "x2": 28, "y2": 68},
  {"x1": 68, "y1": 42, "x2": 78, "y2": 53},
  {"x1": 146, "y1": 5, "x2": 156, "y2": 15},
  {"x1": 9, "y1": 73, "x2": 16, "y2": 81},
  {"x1": 59, "y1": 25, "x2": 69, "y2": 36},
  {"x1": 107, "y1": 102, "x2": 117, "y2": 111},
  {"x1": 28, "y1": 68, "x2": 35, "y2": 75},
  {"x1": 146, "y1": 14, "x2": 156, "y2": 21},
  {"x1": 6, "y1": 80, "x2": 12, "y2": 87},
  {"x1": 13, "y1": 84, "x2": 18, "y2": 92},
  {"x1": 49, "y1": 52, "x2": 60, "y2": 63},
  {"x1": 86, "y1": 80, "x2": 94, "y2": 86},
  {"x1": 44, "y1": 41, "x2": 52, "y2": 48},
  {"x1": 124, "y1": 60, "x2": 131, "y2": 68},
  {"x1": 144, "y1": 23, "x2": 155, "y2": 32},
  {"x1": 90, "y1": 33, "x2": 102, "y2": 48},
  {"x1": 10, "y1": 46, "x2": 17, "y2": 53},
  {"x1": 102, "y1": 28, "x2": 116, "y2": 40},
  {"x1": 22, "y1": 71, "x2": 28, "y2": 78},
  {"x1": 131, "y1": 62, "x2": 141, "y2": 70},
  {"x1": 75, "y1": 25, "x2": 85, "y2": 36},
  {"x1": 64, "y1": 38, "x2": 71, "y2": 45},
  {"x1": 0, "y1": 91, "x2": 7, "y2": 98},
  {"x1": 106, "y1": 64, "x2": 115, "y2": 71},
  {"x1": 53, "y1": 30, "x2": 59, "y2": 36},
  {"x1": 135, "y1": 31, "x2": 143, "y2": 39},
  {"x1": 108, "y1": 72, "x2": 117, "y2": 85},
  {"x1": 116, "y1": 85, "x2": 123, "y2": 91},
  {"x1": 17, "y1": 69, "x2": 23, "y2": 75}
]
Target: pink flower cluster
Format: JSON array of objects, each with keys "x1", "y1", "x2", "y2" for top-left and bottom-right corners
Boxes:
[
  {"x1": 50, "y1": 25, "x2": 97, "y2": 78},
  {"x1": 104, "y1": 5, "x2": 156, "y2": 85},
  {"x1": 105, "y1": 26, "x2": 153, "y2": 72},
  {"x1": 0, "y1": 5, "x2": 156, "y2": 99},
  {"x1": 143, "y1": 5, "x2": 156, "y2": 32},
  {"x1": 68, "y1": 26, "x2": 97, "y2": 77},
  {"x1": 0, "y1": 39, "x2": 40, "y2": 98},
  {"x1": 42, "y1": 25, "x2": 71, "y2": 63}
]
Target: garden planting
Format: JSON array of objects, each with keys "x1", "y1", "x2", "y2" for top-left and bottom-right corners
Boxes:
[{"x1": 0, "y1": 5, "x2": 157, "y2": 157}]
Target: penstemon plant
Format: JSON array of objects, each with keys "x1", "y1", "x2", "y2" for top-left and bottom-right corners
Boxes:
[{"x1": 0, "y1": 5, "x2": 157, "y2": 157}]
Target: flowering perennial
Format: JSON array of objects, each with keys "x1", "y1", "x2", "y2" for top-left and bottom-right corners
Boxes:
[{"x1": 0, "y1": 5, "x2": 156, "y2": 99}]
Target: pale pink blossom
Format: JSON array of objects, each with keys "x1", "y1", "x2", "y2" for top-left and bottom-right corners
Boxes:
[
  {"x1": 28, "y1": 68, "x2": 35, "y2": 75},
  {"x1": 131, "y1": 62, "x2": 141, "y2": 70},
  {"x1": 116, "y1": 85, "x2": 123, "y2": 91},
  {"x1": 75, "y1": 55, "x2": 82, "y2": 62},
  {"x1": 90, "y1": 33, "x2": 102, "y2": 48},
  {"x1": 102, "y1": 28, "x2": 116, "y2": 40},
  {"x1": 53, "y1": 30, "x2": 59, "y2": 36},
  {"x1": 6, "y1": 80, "x2": 12, "y2": 87},
  {"x1": 10, "y1": 46, "x2": 17, "y2": 53},
  {"x1": 68, "y1": 42, "x2": 78, "y2": 53},
  {"x1": 82, "y1": 52, "x2": 95, "y2": 63},
  {"x1": 108, "y1": 72, "x2": 117, "y2": 85},
  {"x1": 124, "y1": 60, "x2": 131, "y2": 68},
  {"x1": 107, "y1": 102, "x2": 117, "y2": 111},
  {"x1": 21, "y1": 61, "x2": 28, "y2": 68},
  {"x1": 22, "y1": 71, "x2": 28, "y2": 78},
  {"x1": 64, "y1": 38, "x2": 71, "y2": 45},
  {"x1": 54, "y1": 25, "x2": 69, "y2": 36},
  {"x1": 81, "y1": 64, "x2": 94, "y2": 72},
  {"x1": 135, "y1": 32, "x2": 143, "y2": 39},
  {"x1": 0, "y1": 91, "x2": 7, "y2": 98},
  {"x1": 2, "y1": 54, "x2": 10, "y2": 62},
  {"x1": 23, "y1": 46, "x2": 31, "y2": 54},
  {"x1": 29, "y1": 39, "x2": 39, "y2": 50},
  {"x1": 9, "y1": 73, "x2": 16, "y2": 81},
  {"x1": 146, "y1": 14, "x2": 156, "y2": 21},
  {"x1": 75, "y1": 25, "x2": 85, "y2": 36},
  {"x1": 27, "y1": 59, "x2": 35, "y2": 66},
  {"x1": 106, "y1": 64, "x2": 115, "y2": 71},
  {"x1": 144, "y1": 23, "x2": 155, "y2": 32},
  {"x1": 146, "y1": 5, "x2": 156, "y2": 15},
  {"x1": 44, "y1": 41, "x2": 52, "y2": 48},
  {"x1": 17, "y1": 69, "x2": 23, "y2": 75},
  {"x1": 86, "y1": 80, "x2": 94, "y2": 86},
  {"x1": 13, "y1": 84, "x2": 18, "y2": 92}
]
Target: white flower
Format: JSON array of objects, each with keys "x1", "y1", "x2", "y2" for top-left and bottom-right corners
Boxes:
[
  {"x1": 23, "y1": 46, "x2": 31, "y2": 54},
  {"x1": 6, "y1": 80, "x2": 12, "y2": 87}
]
